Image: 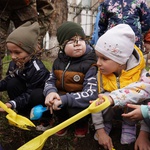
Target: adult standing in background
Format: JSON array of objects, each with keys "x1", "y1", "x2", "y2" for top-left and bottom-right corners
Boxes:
[
  {"x1": 90, "y1": 0, "x2": 104, "y2": 46},
  {"x1": 98, "y1": 0, "x2": 150, "y2": 52},
  {"x1": 0, "y1": 0, "x2": 54, "y2": 79},
  {"x1": 36, "y1": 0, "x2": 54, "y2": 48}
]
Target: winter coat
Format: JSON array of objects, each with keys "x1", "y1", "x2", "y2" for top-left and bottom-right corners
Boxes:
[
  {"x1": 90, "y1": 4, "x2": 102, "y2": 45},
  {"x1": 0, "y1": 58, "x2": 49, "y2": 109},
  {"x1": 99, "y1": 0, "x2": 150, "y2": 49}
]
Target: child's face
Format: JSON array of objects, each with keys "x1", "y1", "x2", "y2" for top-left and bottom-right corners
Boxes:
[
  {"x1": 7, "y1": 43, "x2": 30, "y2": 67},
  {"x1": 64, "y1": 36, "x2": 86, "y2": 57},
  {"x1": 96, "y1": 51, "x2": 120, "y2": 75}
]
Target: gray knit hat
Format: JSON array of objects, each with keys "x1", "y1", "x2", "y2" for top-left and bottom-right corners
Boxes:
[
  {"x1": 6, "y1": 21, "x2": 40, "y2": 54},
  {"x1": 95, "y1": 24, "x2": 135, "y2": 65},
  {"x1": 56, "y1": 21, "x2": 86, "y2": 46}
]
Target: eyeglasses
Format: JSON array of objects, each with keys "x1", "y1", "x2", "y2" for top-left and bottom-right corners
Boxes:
[{"x1": 67, "y1": 36, "x2": 85, "y2": 45}]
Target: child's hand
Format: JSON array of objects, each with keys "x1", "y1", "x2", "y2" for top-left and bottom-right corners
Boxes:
[
  {"x1": 89, "y1": 100, "x2": 95, "y2": 104},
  {"x1": 0, "y1": 103, "x2": 12, "y2": 112},
  {"x1": 45, "y1": 92, "x2": 60, "y2": 107},
  {"x1": 52, "y1": 99, "x2": 62, "y2": 110},
  {"x1": 90, "y1": 94, "x2": 114, "y2": 106},
  {"x1": 0, "y1": 108, "x2": 4, "y2": 112},
  {"x1": 122, "y1": 104, "x2": 143, "y2": 121},
  {"x1": 135, "y1": 130, "x2": 150, "y2": 150},
  {"x1": 95, "y1": 94, "x2": 114, "y2": 106},
  {"x1": 45, "y1": 92, "x2": 60, "y2": 114},
  {"x1": 97, "y1": 128, "x2": 114, "y2": 150}
]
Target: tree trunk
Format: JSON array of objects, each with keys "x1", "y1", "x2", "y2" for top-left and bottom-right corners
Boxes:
[{"x1": 45, "y1": 0, "x2": 68, "y2": 58}]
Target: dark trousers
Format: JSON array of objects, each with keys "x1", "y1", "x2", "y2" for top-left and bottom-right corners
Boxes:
[
  {"x1": 54, "y1": 106, "x2": 90, "y2": 128},
  {"x1": 6, "y1": 77, "x2": 50, "y2": 118}
]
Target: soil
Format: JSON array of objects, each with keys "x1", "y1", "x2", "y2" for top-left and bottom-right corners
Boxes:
[{"x1": 0, "y1": 115, "x2": 137, "y2": 150}]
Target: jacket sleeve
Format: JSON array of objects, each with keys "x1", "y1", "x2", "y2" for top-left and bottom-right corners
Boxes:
[
  {"x1": 43, "y1": 69, "x2": 58, "y2": 96},
  {"x1": 90, "y1": 5, "x2": 102, "y2": 45},
  {"x1": 140, "y1": 104, "x2": 150, "y2": 133},
  {"x1": 60, "y1": 66, "x2": 98, "y2": 108},
  {"x1": 92, "y1": 91, "x2": 111, "y2": 130},
  {"x1": 0, "y1": 79, "x2": 7, "y2": 91},
  {"x1": 109, "y1": 70, "x2": 150, "y2": 107},
  {"x1": 10, "y1": 62, "x2": 49, "y2": 110},
  {"x1": 141, "y1": 105, "x2": 149, "y2": 119},
  {"x1": 140, "y1": 120, "x2": 150, "y2": 133},
  {"x1": 92, "y1": 111, "x2": 105, "y2": 130}
]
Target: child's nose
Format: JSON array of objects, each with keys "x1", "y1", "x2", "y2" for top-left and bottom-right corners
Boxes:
[
  {"x1": 73, "y1": 40, "x2": 80, "y2": 47},
  {"x1": 97, "y1": 58, "x2": 102, "y2": 66},
  {"x1": 11, "y1": 53, "x2": 16, "y2": 59}
]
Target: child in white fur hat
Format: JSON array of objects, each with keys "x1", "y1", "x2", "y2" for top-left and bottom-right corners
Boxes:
[{"x1": 92, "y1": 24, "x2": 150, "y2": 149}]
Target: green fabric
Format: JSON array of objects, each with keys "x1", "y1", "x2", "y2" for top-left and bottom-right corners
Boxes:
[
  {"x1": 56, "y1": 21, "x2": 86, "y2": 46},
  {"x1": 6, "y1": 21, "x2": 40, "y2": 54}
]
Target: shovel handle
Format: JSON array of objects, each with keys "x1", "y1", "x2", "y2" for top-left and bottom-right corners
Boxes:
[
  {"x1": 88, "y1": 96, "x2": 110, "y2": 113},
  {"x1": 44, "y1": 96, "x2": 110, "y2": 137},
  {"x1": 0, "y1": 101, "x2": 16, "y2": 115}
]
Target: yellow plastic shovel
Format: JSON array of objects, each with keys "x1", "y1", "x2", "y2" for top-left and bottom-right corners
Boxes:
[
  {"x1": 0, "y1": 101, "x2": 35, "y2": 130},
  {"x1": 18, "y1": 96, "x2": 110, "y2": 150}
]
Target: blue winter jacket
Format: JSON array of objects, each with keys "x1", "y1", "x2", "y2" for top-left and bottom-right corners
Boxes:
[{"x1": 90, "y1": 4, "x2": 102, "y2": 45}]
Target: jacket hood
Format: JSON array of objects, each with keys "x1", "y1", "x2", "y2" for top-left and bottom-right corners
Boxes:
[{"x1": 126, "y1": 45, "x2": 145, "y2": 70}]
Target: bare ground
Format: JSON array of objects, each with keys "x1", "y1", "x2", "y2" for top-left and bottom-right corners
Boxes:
[{"x1": 0, "y1": 113, "x2": 138, "y2": 150}]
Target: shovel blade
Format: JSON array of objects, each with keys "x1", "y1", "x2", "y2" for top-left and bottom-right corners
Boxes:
[
  {"x1": 30, "y1": 105, "x2": 47, "y2": 120},
  {"x1": 6, "y1": 114, "x2": 35, "y2": 130},
  {"x1": 0, "y1": 101, "x2": 35, "y2": 130},
  {"x1": 17, "y1": 134, "x2": 46, "y2": 150}
]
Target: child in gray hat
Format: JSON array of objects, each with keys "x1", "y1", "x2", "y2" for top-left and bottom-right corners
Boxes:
[{"x1": 92, "y1": 24, "x2": 150, "y2": 149}]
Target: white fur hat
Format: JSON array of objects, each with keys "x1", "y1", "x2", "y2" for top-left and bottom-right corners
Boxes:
[{"x1": 95, "y1": 24, "x2": 135, "y2": 65}]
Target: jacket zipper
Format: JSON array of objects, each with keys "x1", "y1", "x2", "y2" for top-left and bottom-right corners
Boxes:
[
  {"x1": 116, "y1": 76, "x2": 120, "y2": 89},
  {"x1": 61, "y1": 61, "x2": 71, "y2": 89}
]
